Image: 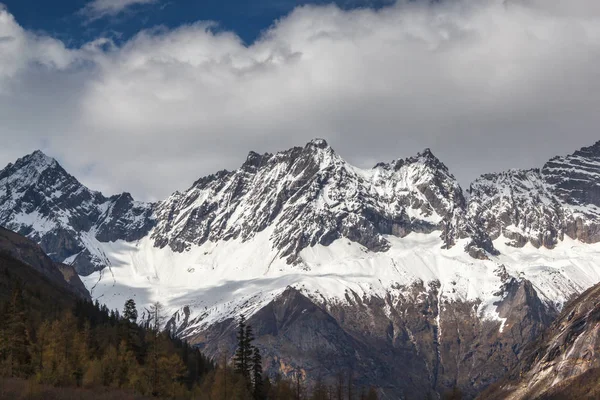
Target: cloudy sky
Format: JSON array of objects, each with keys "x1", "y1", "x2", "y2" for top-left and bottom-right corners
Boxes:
[{"x1": 0, "y1": 0, "x2": 599, "y2": 201}]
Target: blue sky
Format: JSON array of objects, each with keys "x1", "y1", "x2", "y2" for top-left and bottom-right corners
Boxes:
[{"x1": 1, "y1": 0, "x2": 394, "y2": 46}]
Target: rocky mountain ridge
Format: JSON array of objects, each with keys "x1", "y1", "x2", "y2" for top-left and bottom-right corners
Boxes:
[
  {"x1": 0, "y1": 139, "x2": 499, "y2": 276},
  {"x1": 3, "y1": 140, "x2": 600, "y2": 277},
  {"x1": 152, "y1": 139, "x2": 496, "y2": 266},
  {"x1": 468, "y1": 140, "x2": 600, "y2": 249}
]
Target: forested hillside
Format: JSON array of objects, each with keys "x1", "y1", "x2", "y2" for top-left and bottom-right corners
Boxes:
[{"x1": 0, "y1": 228, "x2": 378, "y2": 399}]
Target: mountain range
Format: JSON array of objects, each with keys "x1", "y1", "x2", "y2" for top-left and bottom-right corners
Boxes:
[{"x1": 2, "y1": 139, "x2": 600, "y2": 398}]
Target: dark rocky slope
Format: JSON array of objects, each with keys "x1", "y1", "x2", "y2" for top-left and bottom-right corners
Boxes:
[
  {"x1": 479, "y1": 282, "x2": 600, "y2": 400},
  {"x1": 0, "y1": 226, "x2": 90, "y2": 299},
  {"x1": 187, "y1": 279, "x2": 555, "y2": 399}
]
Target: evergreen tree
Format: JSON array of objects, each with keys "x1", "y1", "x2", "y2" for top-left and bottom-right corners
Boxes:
[
  {"x1": 294, "y1": 369, "x2": 304, "y2": 400},
  {"x1": 123, "y1": 299, "x2": 138, "y2": 323},
  {"x1": 0, "y1": 279, "x2": 217, "y2": 398},
  {"x1": 347, "y1": 368, "x2": 354, "y2": 400},
  {"x1": 234, "y1": 315, "x2": 248, "y2": 378},
  {"x1": 243, "y1": 323, "x2": 255, "y2": 380},
  {"x1": 251, "y1": 345, "x2": 263, "y2": 399},
  {"x1": 335, "y1": 372, "x2": 344, "y2": 400}
]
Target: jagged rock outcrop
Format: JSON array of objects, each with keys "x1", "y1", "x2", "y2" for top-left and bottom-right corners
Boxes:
[
  {"x1": 480, "y1": 281, "x2": 600, "y2": 400},
  {"x1": 468, "y1": 140, "x2": 600, "y2": 249}
]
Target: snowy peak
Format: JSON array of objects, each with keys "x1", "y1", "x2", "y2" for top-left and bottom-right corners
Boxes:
[
  {"x1": 375, "y1": 147, "x2": 463, "y2": 211},
  {"x1": 542, "y1": 141, "x2": 600, "y2": 210},
  {"x1": 14, "y1": 150, "x2": 59, "y2": 173},
  {"x1": 306, "y1": 138, "x2": 330, "y2": 149},
  {"x1": 469, "y1": 141, "x2": 600, "y2": 249},
  {"x1": 241, "y1": 151, "x2": 272, "y2": 172},
  {"x1": 468, "y1": 168, "x2": 566, "y2": 248},
  {"x1": 12, "y1": 149, "x2": 58, "y2": 171},
  {"x1": 0, "y1": 151, "x2": 153, "y2": 275},
  {"x1": 1, "y1": 150, "x2": 77, "y2": 197}
]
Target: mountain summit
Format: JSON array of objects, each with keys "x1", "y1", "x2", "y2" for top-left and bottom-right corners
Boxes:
[{"x1": 0, "y1": 150, "x2": 154, "y2": 275}]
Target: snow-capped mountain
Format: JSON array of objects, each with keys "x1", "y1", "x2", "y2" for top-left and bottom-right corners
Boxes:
[
  {"x1": 0, "y1": 150, "x2": 154, "y2": 275},
  {"x1": 2, "y1": 139, "x2": 600, "y2": 397},
  {"x1": 152, "y1": 139, "x2": 494, "y2": 264},
  {"x1": 468, "y1": 140, "x2": 600, "y2": 249}
]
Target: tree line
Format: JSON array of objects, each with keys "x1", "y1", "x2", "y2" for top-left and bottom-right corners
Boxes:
[
  {"x1": 0, "y1": 280, "x2": 379, "y2": 399},
  {"x1": 0, "y1": 283, "x2": 213, "y2": 397}
]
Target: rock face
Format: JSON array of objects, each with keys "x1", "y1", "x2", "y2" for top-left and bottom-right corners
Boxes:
[
  {"x1": 480, "y1": 282, "x2": 600, "y2": 400},
  {"x1": 188, "y1": 279, "x2": 555, "y2": 399},
  {"x1": 468, "y1": 140, "x2": 600, "y2": 249},
  {"x1": 0, "y1": 226, "x2": 90, "y2": 300},
  {"x1": 0, "y1": 151, "x2": 154, "y2": 275}
]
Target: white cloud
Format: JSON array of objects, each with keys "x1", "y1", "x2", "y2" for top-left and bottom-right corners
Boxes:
[
  {"x1": 0, "y1": 9, "x2": 74, "y2": 82},
  {"x1": 81, "y1": 0, "x2": 157, "y2": 20},
  {"x1": 0, "y1": 0, "x2": 600, "y2": 201}
]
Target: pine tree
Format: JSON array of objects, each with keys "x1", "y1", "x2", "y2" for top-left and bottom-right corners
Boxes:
[
  {"x1": 234, "y1": 315, "x2": 248, "y2": 378},
  {"x1": 251, "y1": 346, "x2": 263, "y2": 400},
  {"x1": 347, "y1": 369, "x2": 354, "y2": 400},
  {"x1": 335, "y1": 372, "x2": 344, "y2": 400},
  {"x1": 243, "y1": 323, "x2": 255, "y2": 380},
  {"x1": 294, "y1": 368, "x2": 304, "y2": 400},
  {"x1": 123, "y1": 299, "x2": 138, "y2": 323}
]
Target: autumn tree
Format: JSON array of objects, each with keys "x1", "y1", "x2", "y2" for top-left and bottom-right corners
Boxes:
[{"x1": 1, "y1": 285, "x2": 32, "y2": 377}]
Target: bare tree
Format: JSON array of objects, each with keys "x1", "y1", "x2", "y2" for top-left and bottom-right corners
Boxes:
[{"x1": 148, "y1": 301, "x2": 166, "y2": 396}]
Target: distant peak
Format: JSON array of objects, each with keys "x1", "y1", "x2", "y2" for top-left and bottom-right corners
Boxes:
[
  {"x1": 29, "y1": 149, "x2": 52, "y2": 159},
  {"x1": 242, "y1": 151, "x2": 271, "y2": 171},
  {"x1": 418, "y1": 148, "x2": 436, "y2": 160},
  {"x1": 305, "y1": 138, "x2": 330, "y2": 150},
  {"x1": 378, "y1": 147, "x2": 451, "y2": 176},
  {"x1": 574, "y1": 140, "x2": 600, "y2": 158},
  {"x1": 20, "y1": 150, "x2": 58, "y2": 170}
]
